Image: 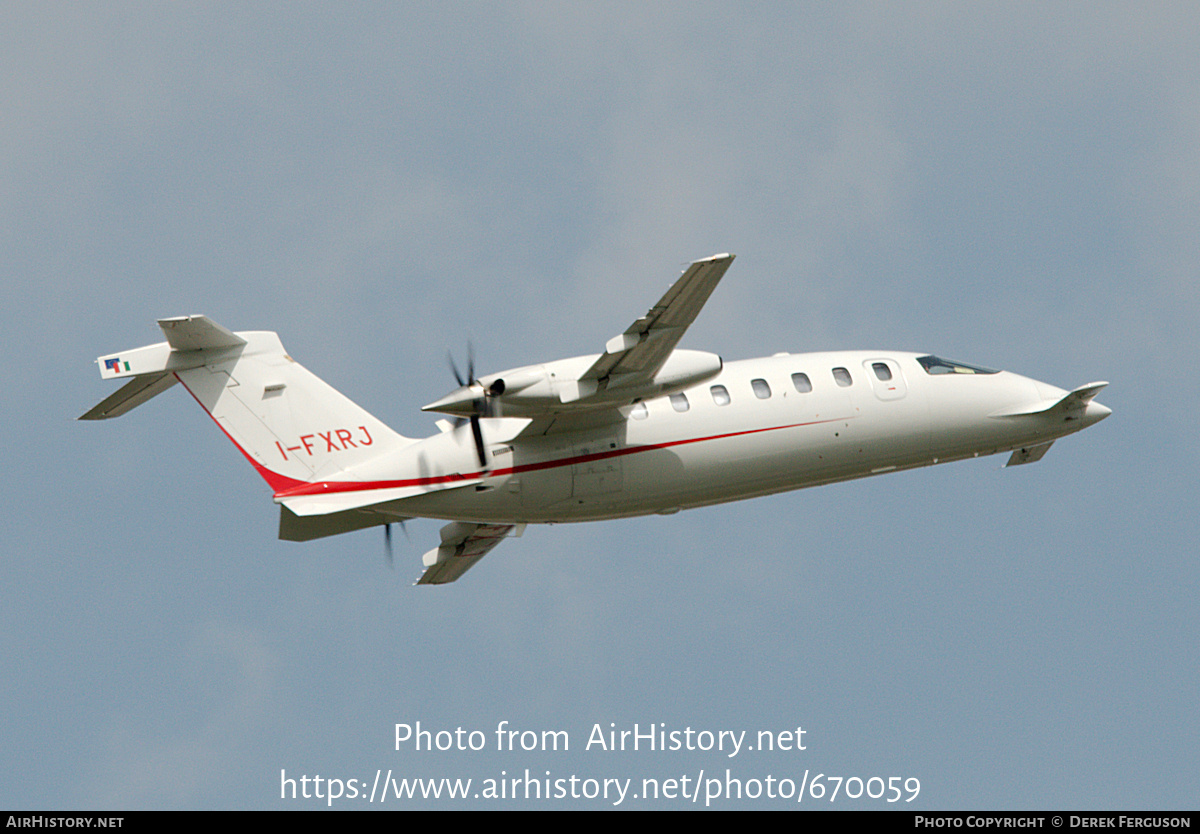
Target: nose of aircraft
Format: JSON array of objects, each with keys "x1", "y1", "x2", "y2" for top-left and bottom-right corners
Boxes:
[{"x1": 1084, "y1": 399, "x2": 1112, "y2": 427}]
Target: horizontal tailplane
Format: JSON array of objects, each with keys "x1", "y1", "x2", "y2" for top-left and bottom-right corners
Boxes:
[{"x1": 80, "y1": 316, "x2": 246, "y2": 419}]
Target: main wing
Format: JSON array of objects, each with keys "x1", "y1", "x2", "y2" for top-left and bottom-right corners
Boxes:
[
  {"x1": 417, "y1": 521, "x2": 526, "y2": 585},
  {"x1": 577, "y1": 252, "x2": 734, "y2": 394},
  {"x1": 424, "y1": 254, "x2": 735, "y2": 420}
]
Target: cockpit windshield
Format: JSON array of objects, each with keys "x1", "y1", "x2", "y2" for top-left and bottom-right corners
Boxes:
[{"x1": 916, "y1": 355, "x2": 1000, "y2": 375}]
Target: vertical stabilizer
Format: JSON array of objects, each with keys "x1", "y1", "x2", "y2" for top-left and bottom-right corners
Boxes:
[{"x1": 83, "y1": 317, "x2": 414, "y2": 492}]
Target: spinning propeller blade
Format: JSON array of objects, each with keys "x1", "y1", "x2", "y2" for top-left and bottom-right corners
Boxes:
[{"x1": 447, "y1": 343, "x2": 493, "y2": 470}]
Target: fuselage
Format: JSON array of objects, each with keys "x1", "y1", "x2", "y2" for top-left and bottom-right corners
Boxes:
[
  {"x1": 378, "y1": 350, "x2": 1108, "y2": 524},
  {"x1": 84, "y1": 278, "x2": 1109, "y2": 582}
]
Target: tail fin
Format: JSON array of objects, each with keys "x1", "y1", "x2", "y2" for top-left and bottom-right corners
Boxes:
[{"x1": 81, "y1": 315, "x2": 414, "y2": 492}]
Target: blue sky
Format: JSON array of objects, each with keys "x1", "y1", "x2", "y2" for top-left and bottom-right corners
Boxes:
[{"x1": 3, "y1": 3, "x2": 1197, "y2": 809}]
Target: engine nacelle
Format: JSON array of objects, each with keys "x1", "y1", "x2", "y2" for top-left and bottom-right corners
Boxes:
[
  {"x1": 635, "y1": 349, "x2": 724, "y2": 396},
  {"x1": 423, "y1": 350, "x2": 723, "y2": 418},
  {"x1": 549, "y1": 349, "x2": 723, "y2": 409}
]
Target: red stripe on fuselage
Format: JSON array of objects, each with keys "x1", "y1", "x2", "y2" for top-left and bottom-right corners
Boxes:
[{"x1": 270, "y1": 416, "x2": 850, "y2": 499}]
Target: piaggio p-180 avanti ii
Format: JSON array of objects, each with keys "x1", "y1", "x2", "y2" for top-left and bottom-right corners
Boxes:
[{"x1": 82, "y1": 254, "x2": 1110, "y2": 584}]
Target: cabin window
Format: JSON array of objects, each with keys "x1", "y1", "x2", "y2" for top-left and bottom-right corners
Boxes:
[
  {"x1": 751, "y1": 378, "x2": 771, "y2": 399},
  {"x1": 916, "y1": 355, "x2": 1000, "y2": 375},
  {"x1": 710, "y1": 384, "x2": 731, "y2": 406},
  {"x1": 872, "y1": 362, "x2": 892, "y2": 381},
  {"x1": 630, "y1": 401, "x2": 648, "y2": 420},
  {"x1": 832, "y1": 367, "x2": 853, "y2": 387},
  {"x1": 791, "y1": 372, "x2": 812, "y2": 393},
  {"x1": 670, "y1": 393, "x2": 690, "y2": 412}
]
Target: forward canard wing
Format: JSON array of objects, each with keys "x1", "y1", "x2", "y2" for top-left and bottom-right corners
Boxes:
[{"x1": 994, "y1": 382, "x2": 1112, "y2": 466}]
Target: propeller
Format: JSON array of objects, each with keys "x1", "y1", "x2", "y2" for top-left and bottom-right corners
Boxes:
[
  {"x1": 447, "y1": 343, "x2": 504, "y2": 470},
  {"x1": 383, "y1": 520, "x2": 409, "y2": 569}
]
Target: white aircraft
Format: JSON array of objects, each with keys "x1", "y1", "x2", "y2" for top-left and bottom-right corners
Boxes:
[{"x1": 81, "y1": 254, "x2": 1110, "y2": 585}]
